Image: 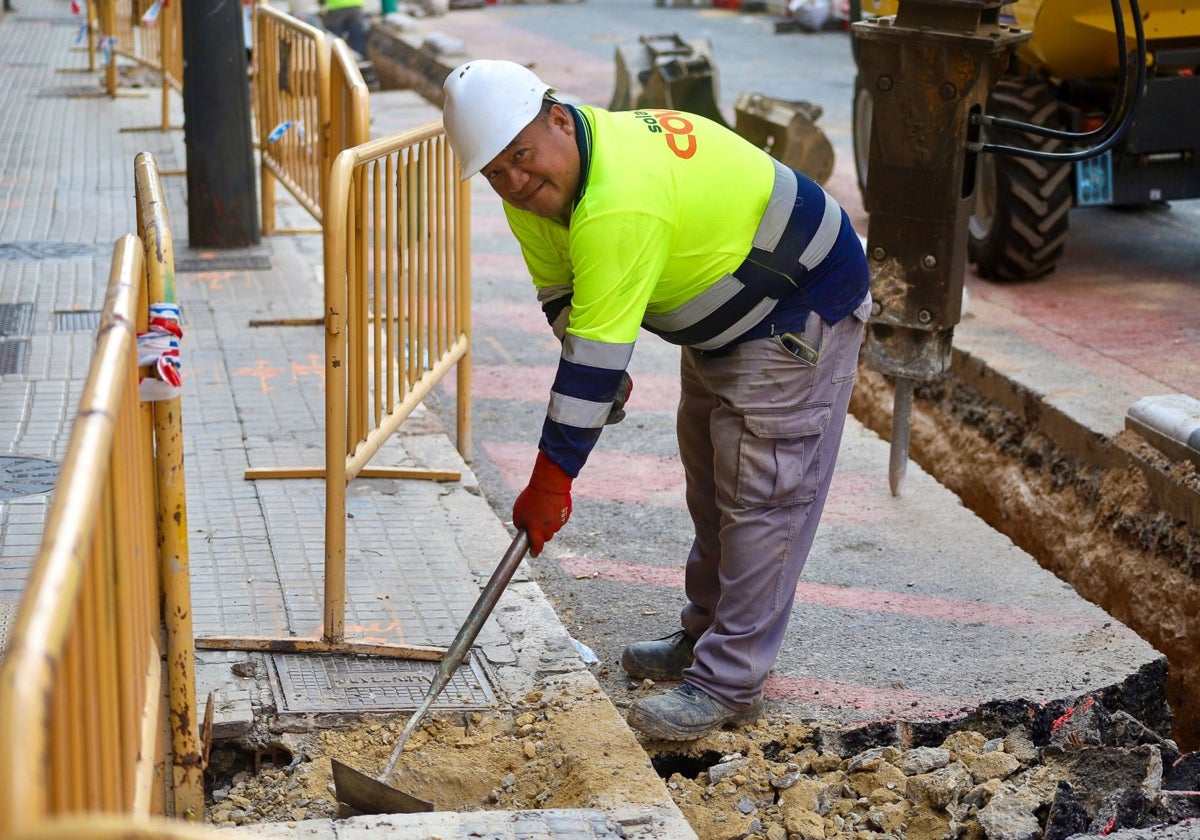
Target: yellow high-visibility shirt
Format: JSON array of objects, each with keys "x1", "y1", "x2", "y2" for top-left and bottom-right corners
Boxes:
[{"x1": 504, "y1": 106, "x2": 776, "y2": 347}]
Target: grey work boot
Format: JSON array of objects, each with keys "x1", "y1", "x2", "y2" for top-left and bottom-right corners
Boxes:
[
  {"x1": 626, "y1": 682, "x2": 762, "y2": 741},
  {"x1": 620, "y1": 630, "x2": 696, "y2": 681}
]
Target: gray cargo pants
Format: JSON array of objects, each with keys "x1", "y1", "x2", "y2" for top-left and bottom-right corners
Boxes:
[{"x1": 677, "y1": 292, "x2": 871, "y2": 710}]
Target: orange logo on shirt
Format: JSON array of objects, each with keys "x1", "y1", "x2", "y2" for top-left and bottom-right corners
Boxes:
[{"x1": 634, "y1": 110, "x2": 697, "y2": 160}]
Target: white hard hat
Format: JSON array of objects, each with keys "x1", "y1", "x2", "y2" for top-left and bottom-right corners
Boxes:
[{"x1": 443, "y1": 60, "x2": 554, "y2": 180}]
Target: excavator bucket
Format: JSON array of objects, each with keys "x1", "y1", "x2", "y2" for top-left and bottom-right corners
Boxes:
[
  {"x1": 611, "y1": 34, "x2": 835, "y2": 184},
  {"x1": 733, "y1": 92, "x2": 835, "y2": 185},
  {"x1": 611, "y1": 34, "x2": 732, "y2": 128}
]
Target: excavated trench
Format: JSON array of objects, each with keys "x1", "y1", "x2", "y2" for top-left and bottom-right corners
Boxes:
[
  {"x1": 202, "y1": 363, "x2": 1200, "y2": 839},
  {"x1": 205, "y1": 678, "x2": 1200, "y2": 839},
  {"x1": 848, "y1": 366, "x2": 1200, "y2": 753}
]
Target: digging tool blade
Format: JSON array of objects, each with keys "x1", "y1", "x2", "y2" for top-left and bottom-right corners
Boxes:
[
  {"x1": 332, "y1": 530, "x2": 531, "y2": 814},
  {"x1": 331, "y1": 757, "x2": 434, "y2": 814}
]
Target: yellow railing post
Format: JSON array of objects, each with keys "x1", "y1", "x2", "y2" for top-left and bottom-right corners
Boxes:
[
  {"x1": 156, "y1": 0, "x2": 183, "y2": 131},
  {"x1": 323, "y1": 151, "x2": 351, "y2": 644},
  {"x1": 97, "y1": 0, "x2": 118, "y2": 97},
  {"x1": 453, "y1": 146, "x2": 473, "y2": 459},
  {"x1": 330, "y1": 38, "x2": 371, "y2": 173},
  {"x1": 134, "y1": 151, "x2": 204, "y2": 820}
]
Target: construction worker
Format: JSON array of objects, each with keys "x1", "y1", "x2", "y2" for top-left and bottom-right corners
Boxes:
[
  {"x1": 320, "y1": 0, "x2": 366, "y2": 56},
  {"x1": 442, "y1": 60, "x2": 871, "y2": 741}
]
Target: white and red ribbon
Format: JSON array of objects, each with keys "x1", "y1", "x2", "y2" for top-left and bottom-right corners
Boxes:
[{"x1": 138, "y1": 302, "x2": 183, "y2": 402}]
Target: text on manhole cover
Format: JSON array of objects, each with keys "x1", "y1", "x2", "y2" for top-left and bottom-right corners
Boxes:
[
  {"x1": 0, "y1": 455, "x2": 59, "y2": 501},
  {"x1": 269, "y1": 651, "x2": 499, "y2": 714}
]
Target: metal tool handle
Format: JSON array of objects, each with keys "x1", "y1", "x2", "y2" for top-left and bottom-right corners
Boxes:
[{"x1": 378, "y1": 530, "x2": 530, "y2": 782}]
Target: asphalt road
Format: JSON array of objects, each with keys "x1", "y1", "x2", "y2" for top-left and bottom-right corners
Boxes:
[{"x1": 423, "y1": 0, "x2": 1200, "y2": 714}]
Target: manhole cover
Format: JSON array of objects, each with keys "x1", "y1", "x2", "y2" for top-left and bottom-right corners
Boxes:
[
  {"x1": 0, "y1": 241, "x2": 97, "y2": 261},
  {"x1": 0, "y1": 455, "x2": 59, "y2": 500},
  {"x1": 0, "y1": 303, "x2": 34, "y2": 337},
  {"x1": 269, "y1": 651, "x2": 500, "y2": 714},
  {"x1": 177, "y1": 255, "x2": 271, "y2": 272}
]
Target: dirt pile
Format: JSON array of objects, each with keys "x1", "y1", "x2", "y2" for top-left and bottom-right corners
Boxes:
[
  {"x1": 207, "y1": 684, "x2": 668, "y2": 825},
  {"x1": 206, "y1": 688, "x2": 1200, "y2": 839}
]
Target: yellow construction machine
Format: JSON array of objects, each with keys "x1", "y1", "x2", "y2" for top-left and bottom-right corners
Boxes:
[{"x1": 852, "y1": 0, "x2": 1200, "y2": 282}]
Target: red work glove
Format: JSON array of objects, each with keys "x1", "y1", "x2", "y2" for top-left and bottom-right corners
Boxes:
[{"x1": 512, "y1": 451, "x2": 573, "y2": 556}]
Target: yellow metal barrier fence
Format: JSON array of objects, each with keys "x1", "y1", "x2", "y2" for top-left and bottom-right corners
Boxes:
[
  {"x1": 60, "y1": 0, "x2": 100, "y2": 75},
  {"x1": 254, "y1": 3, "x2": 330, "y2": 234},
  {"x1": 330, "y1": 37, "x2": 371, "y2": 158},
  {"x1": 248, "y1": 35, "x2": 371, "y2": 331},
  {"x1": 133, "y1": 151, "x2": 204, "y2": 821},
  {"x1": 97, "y1": 0, "x2": 183, "y2": 131},
  {"x1": 0, "y1": 156, "x2": 205, "y2": 833},
  {"x1": 201, "y1": 124, "x2": 473, "y2": 659},
  {"x1": 0, "y1": 236, "x2": 163, "y2": 832},
  {"x1": 323, "y1": 124, "x2": 473, "y2": 647}
]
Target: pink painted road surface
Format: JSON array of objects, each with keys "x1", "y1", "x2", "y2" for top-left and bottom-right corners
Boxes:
[
  {"x1": 555, "y1": 555, "x2": 1097, "y2": 632},
  {"x1": 470, "y1": 363, "x2": 681, "y2": 413},
  {"x1": 484, "y1": 439, "x2": 895, "y2": 526}
]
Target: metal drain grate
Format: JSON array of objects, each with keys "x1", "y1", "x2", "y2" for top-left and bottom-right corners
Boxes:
[
  {"x1": 0, "y1": 455, "x2": 59, "y2": 500},
  {"x1": 269, "y1": 651, "x2": 499, "y2": 714},
  {"x1": 15, "y1": 14, "x2": 81, "y2": 25},
  {"x1": 55, "y1": 310, "x2": 102, "y2": 333},
  {"x1": 0, "y1": 601, "x2": 15, "y2": 656},
  {"x1": 0, "y1": 303, "x2": 34, "y2": 338},
  {"x1": 0, "y1": 340, "x2": 29, "y2": 376},
  {"x1": 0, "y1": 241, "x2": 97, "y2": 261},
  {"x1": 33, "y1": 87, "x2": 106, "y2": 98},
  {"x1": 177, "y1": 255, "x2": 272, "y2": 272}
]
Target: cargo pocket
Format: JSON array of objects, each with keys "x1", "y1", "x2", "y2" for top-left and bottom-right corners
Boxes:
[
  {"x1": 737, "y1": 402, "x2": 831, "y2": 506},
  {"x1": 833, "y1": 291, "x2": 872, "y2": 384}
]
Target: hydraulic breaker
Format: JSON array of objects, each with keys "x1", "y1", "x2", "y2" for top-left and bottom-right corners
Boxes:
[{"x1": 851, "y1": 0, "x2": 1029, "y2": 494}]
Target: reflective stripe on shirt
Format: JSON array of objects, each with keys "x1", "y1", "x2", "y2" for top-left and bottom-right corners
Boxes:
[
  {"x1": 641, "y1": 159, "x2": 845, "y2": 350},
  {"x1": 548, "y1": 393, "x2": 612, "y2": 429},
  {"x1": 547, "y1": 334, "x2": 635, "y2": 434},
  {"x1": 799, "y1": 190, "x2": 842, "y2": 270},
  {"x1": 561, "y1": 333, "x2": 635, "y2": 370}
]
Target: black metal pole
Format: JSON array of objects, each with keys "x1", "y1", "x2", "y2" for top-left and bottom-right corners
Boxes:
[{"x1": 182, "y1": 0, "x2": 260, "y2": 247}]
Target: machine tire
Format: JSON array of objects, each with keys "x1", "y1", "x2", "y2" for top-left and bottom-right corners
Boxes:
[
  {"x1": 968, "y1": 78, "x2": 1073, "y2": 282},
  {"x1": 849, "y1": 0, "x2": 870, "y2": 198},
  {"x1": 852, "y1": 73, "x2": 872, "y2": 200}
]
